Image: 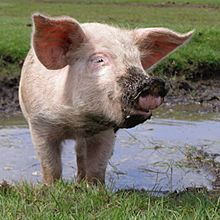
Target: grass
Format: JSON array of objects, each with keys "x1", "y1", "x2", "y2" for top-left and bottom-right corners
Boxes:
[
  {"x1": 0, "y1": 0, "x2": 219, "y2": 79},
  {"x1": 0, "y1": 2, "x2": 220, "y2": 217},
  {"x1": 0, "y1": 181, "x2": 220, "y2": 219}
]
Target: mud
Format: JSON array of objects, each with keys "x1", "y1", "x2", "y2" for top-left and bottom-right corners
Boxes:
[
  {"x1": 0, "y1": 75, "x2": 219, "y2": 114},
  {"x1": 166, "y1": 79, "x2": 220, "y2": 112},
  {"x1": 157, "y1": 60, "x2": 220, "y2": 81},
  {"x1": 178, "y1": 146, "x2": 220, "y2": 190},
  {"x1": 0, "y1": 76, "x2": 20, "y2": 113}
]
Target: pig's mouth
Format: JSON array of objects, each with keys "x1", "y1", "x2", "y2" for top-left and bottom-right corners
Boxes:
[
  {"x1": 116, "y1": 68, "x2": 169, "y2": 129},
  {"x1": 121, "y1": 93, "x2": 164, "y2": 129},
  {"x1": 134, "y1": 88, "x2": 164, "y2": 115},
  {"x1": 118, "y1": 78, "x2": 168, "y2": 129},
  {"x1": 135, "y1": 95, "x2": 163, "y2": 116}
]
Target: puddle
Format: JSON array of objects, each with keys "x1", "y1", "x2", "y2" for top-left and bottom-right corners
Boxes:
[{"x1": 0, "y1": 104, "x2": 220, "y2": 192}]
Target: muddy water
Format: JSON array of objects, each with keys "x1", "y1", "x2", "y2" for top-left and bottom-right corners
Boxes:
[{"x1": 0, "y1": 104, "x2": 220, "y2": 192}]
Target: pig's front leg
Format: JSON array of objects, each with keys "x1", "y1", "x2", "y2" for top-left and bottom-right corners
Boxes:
[
  {"x1": 30, "y1": 124, "x2": 63, "y2": 184},
  {"x1": 76, "y1": 129, "x2": 115, "y2": 185}
]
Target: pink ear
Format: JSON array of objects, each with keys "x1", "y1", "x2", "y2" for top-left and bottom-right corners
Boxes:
[
  {"x1": 134, "y1": 28, "x2": 194, "y2": 70},
  {"x1": 32, "y1": 14, "x2": 86, "y2": 70}
]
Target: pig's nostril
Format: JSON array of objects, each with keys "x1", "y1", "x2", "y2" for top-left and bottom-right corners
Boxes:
[
  {"x1": 139, "y1": 89, "x2": 149, "y2": 98},
  {"x1": 156, "y1": 82, "x2": 169, "y2": 97},
  {"x1": 137, "y1": 78, "x2": 169, "y2": 98}
]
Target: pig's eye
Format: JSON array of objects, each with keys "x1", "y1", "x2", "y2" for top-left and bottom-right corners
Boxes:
[
  {"x1": 96, "y1": 58, "x2": 104, "y2": 63},
  {"x1": 89, "y1": 54, "x2": 110, "y2": 70},
  {"x1": 90, "y1": 55, "x2": 108, "y2": 66},
  {"x1": 92, "y1": 56, "x2": 106, "y2": 64}
]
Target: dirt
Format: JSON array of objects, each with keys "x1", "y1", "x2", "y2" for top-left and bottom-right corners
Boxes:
[
  {"x1": 0, "y1": 75, "x2": 220, "y2": 115},
  {"x1": 0, "y1": 76, "x2": 20, "y2": 113},
  {"x1": 178, "y1": 146, "x2": 220, "y2": 190},
  {"x1": 157, "y1": 60, "x2": 220, "y2": 81},
  {"x1": 0, "y1": 180, "x2": 11, "y2": 193},
  {"x1": 166, "y1": 79, "x2": 220, "y2": 112}
]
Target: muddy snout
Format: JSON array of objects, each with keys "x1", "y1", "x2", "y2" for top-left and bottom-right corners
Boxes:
[
  {"x1": 139, "y1": 77, "x2": 169, "y2": 98},
  {"x1": 118, "y1": 67, "x2": 169, "y2": 128}
]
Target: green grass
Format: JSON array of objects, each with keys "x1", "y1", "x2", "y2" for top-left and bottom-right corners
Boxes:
[
  {"x1": 0, "y1": 181, "x2": 220, "y2": 219},
  {"x1": 0, "y1": 0, "x2": 219, "y2": 78},
  {"x1": 1, "y1": 2, "x2": 219, "y2": 217}
]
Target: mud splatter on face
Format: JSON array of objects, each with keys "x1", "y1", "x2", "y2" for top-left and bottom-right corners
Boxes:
[{"x1": 117, "y1": 66, "x2": 168, "y2": 128}]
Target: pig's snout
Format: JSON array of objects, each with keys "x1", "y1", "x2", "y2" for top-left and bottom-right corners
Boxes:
[
  {"x1": 118, "y1": 68, "x2": 169, "y2": 129},
  {"x1": 138, "y1": 78, "x2": 169, "y2": 98}
]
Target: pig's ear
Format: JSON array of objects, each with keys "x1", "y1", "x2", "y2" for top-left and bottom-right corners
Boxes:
[
  {"x1": 32, "y1": 14, "x2": 86, "y2": 70},
  {"x1": 134, "y1": 28, "x2": 194, "y2": 70}
]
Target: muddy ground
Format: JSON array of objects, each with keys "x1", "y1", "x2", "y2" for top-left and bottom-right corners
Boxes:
[
  {"x1": 0, "y1": 75, "x2": 220, "y2": 114},
  {"x1": 0, "y1": 76, "x2": 20, "y2": 114}
]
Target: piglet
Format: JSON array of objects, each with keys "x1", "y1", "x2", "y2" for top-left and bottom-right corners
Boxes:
[{"x1": 19, "y1": 14, "x2": 193, "y2": 184}]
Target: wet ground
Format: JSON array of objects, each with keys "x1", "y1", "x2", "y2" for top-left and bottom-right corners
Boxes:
[{"x1": 0, "y1": 104, "x2": 220, "y2": 193}]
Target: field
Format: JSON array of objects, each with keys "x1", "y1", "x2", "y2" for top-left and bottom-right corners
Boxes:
[
  {"x1": 1, "y1": 0, "x2": 220, "y2": 219},
  {"x1": 0, "y1": 0, "x2": 220, "y2": 79}
]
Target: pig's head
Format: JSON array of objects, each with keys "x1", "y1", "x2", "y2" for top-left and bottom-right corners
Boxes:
[{"x1": 32, "y1": 14, "x2": 193, "y2": 131}]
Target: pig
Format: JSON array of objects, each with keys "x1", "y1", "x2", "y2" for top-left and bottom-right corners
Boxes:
[{"x1": 19, "y1": 13, "x2": 193, "y2": 185}]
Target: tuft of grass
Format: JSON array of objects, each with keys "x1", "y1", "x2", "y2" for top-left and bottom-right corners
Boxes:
[{"x1": 0, "y1": 181, "x2": 220, "y2": 219}]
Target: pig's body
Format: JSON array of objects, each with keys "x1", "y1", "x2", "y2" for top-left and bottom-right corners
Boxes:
[{"x1": 19, "y1": 14, "x2": 193, "y2": 184}]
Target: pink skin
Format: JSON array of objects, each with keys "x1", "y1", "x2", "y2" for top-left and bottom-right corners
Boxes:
[
  {"x1": 134, "y1": 95, "x2": 164, "y2": 117},
  {"x1": 139, "y1": 95, "x2": 163, "y2": 111}
]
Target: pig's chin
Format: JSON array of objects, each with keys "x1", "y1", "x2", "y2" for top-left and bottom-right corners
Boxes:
[
  {"x1": 119, "y1": 95, "x2": 163, "y2": 129},
  {"x1": 121, "y1": 112, "x2": 152, "y2": 128}
]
